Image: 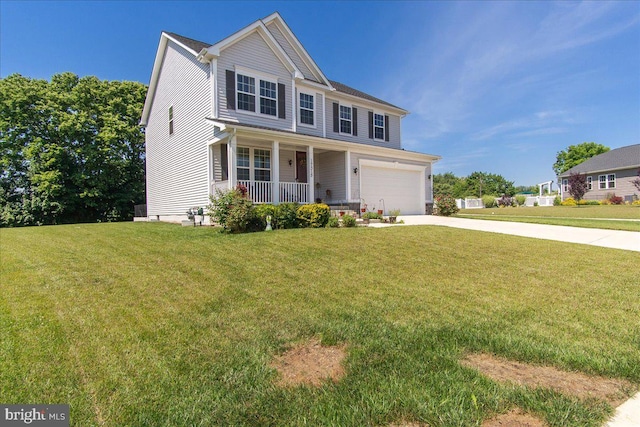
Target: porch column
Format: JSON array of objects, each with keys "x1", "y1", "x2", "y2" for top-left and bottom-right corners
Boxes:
[
  {"x1": 272, "y1": 140, "x2": 280, "y2": 204},
  {"x1": 228, "y1": 133, "x2": 237, "y2": 189},
  {"x1": 307, "y1": 145, "x2": 314, "y2": 203},
  {"x1": 345, "y1": 150, "x2": 351, "y2": 203}
]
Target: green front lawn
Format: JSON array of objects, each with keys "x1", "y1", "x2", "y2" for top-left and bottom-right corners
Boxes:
[
  {"x1": 458, "y1": 205, "x2": 640, "y2": 231},
  {"x1": 1, "y1": 222, "x2": 638, "y2": 426}
]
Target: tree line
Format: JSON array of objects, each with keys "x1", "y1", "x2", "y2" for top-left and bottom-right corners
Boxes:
[
  {"x1": 433, "y1": 171, "x2": 522, "y2": 199},
  {"x1": 0, "y1": 73, "x2": 147, "y2": 226}
]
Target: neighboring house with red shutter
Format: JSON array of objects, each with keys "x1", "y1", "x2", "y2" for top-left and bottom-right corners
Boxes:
[
  {"x1": 558, "y1": 144, "x2": 640, "y2": 202},
  {"x1": 140, "y1": 12, "x2": 440, "y2": 222}
]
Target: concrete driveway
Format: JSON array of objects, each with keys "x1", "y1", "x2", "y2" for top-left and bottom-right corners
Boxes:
[{"x1": 369, "y1": 215, "x2": 640, "y2": 252}]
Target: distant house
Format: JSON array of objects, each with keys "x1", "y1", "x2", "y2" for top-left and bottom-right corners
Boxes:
[
  {"x1": 139, "y1": 12, "x2": 440, "y2": 222},
  {"x1": 558, "y1": 144, "x2": 640, "y2": 201}
]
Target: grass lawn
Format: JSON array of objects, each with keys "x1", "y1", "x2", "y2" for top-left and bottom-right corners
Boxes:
[
  {"x1": 458, "y1": 205, "x2": 640, "y2": 231},
  {"x1": 1, "y1": 222, "x2": 638, "y2": 426}
]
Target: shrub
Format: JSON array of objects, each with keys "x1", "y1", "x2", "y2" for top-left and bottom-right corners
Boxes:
[
  {"x1": 482, "y1": 195, "x2": 497, "y2": 208},
  {"x1": 274, "y1": 202, "x2": 299, "y2": 229},
  {"x1": 577, "y1": 199, "x2": 600, "y2": 206},
  {"x1": 553, "y1": 196, "x2": 561, "y2": 206},
  {"x1": 515, "y1": 195, "x2": 526, "y2": 206},
  {"x1": 342, "y1": 214, "x2": 356, "y2": 227},
  {"x1": 609, "y1": 194, "x2": 624, "y2": 205},
  {"x1": 297, "y1": 203, "x2": 330, "y2": 228},
  {"x1": 561, "y1": 197, "x2": 577, "y2": 206},
  {"x1": 497, "y1": 195, "x2": 514, "y2": 207},
  {"x1": 435, "y1": 194, "x2": 459, "y2": 216},
  {"x1": 362, "y1": 211, "x2": 383, "y2": 220},
  {"x1": 327, "y1": 217, "x2": 339, "y2": 228},
  {"x1": 632, "y1": 199, "x2": 640, "y2": 206},
  {"x1": 226, "y1": 197, "x2": 259, "y2": 233},
  {"x1": 208, "y1": 187, "x2": 246, "y2": 231}
]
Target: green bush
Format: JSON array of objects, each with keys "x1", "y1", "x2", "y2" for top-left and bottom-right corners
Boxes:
[
  {"x1": 362, "y1": 211, "x2": 383, "y2": 220},
  {"x1": 561, "y1": 197, "x2": 577, "y2": 206},
  {"x1": 435, "y1": 194, "x2": 459, "y2": 216},
  {"x1": 553, "y1": 196, "x2": 561, "y2": 206},
  {"x1": 207, "y1": 186, "x2": 260, "y2": 233},
  {"x1": 327, "y1": 217, "x2": 339, "y2": 228},
  {"x1": 342, "y1": 214, "x2": 356, "y2": 227},
  {"x1": 577, "y1": 199, "x2": 600, "y2": 206},
  {"x1": 253, "y1": 204, "x2": 276, "y2": 229},
  {"x1": 482, "y1": 195, "x2": 497, "y2": 208},
  {"x1": 515, "y1": 195, "x2": 526, "y2": 206},
  {"x1": 274, "y1": 202, "x2": 299, "y2": 229},
  {"x1": 297, "y1": 203, "x2": 330, "y2": 228}
]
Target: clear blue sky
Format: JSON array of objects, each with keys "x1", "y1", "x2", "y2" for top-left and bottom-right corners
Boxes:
[{"x1": 2, "y1": 1, "x2": 639, "y2": 187}]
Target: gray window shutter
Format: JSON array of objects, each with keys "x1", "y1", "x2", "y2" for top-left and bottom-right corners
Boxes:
[
  {"x1": 352, "y1": 107, "x2": 358, "y2": 136},
  {"x1": 368, "y1": 111, "x2": 373, "y2": 139},
  {"x1": 278, "y1": 83, "x2": 286, "y2": 119},
  {"x1": 226, "y1": 70, "x2": 235, "y2": 110},
  {"x1": 384, "y1": 115, "x2": 390, "y2": 142},
  {"x1": 333, "y1": 103, "x2": 339, "y2": 133}
]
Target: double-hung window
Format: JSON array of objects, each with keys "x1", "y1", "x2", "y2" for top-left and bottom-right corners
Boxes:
[
  {"x1": 562, "y1": 179, "x2": 568, "y2": 192},
  {"x1": 299, "y1": 93, "x2": 314, "y2": 126},
  {"x1": 236, "y1": 147, "x2": 250, "y2": 181},
  {"x1": 373, "y1": 113, "x2": 385, "y2": 140},
  {"x1": 254, "y1": 149, "x2": 271, "y2": 181},
  {"x1": 587, "y1": 176, "x2": 592, "y2": 190},
  {"x1": 599, "y1": 174, "x2": 615, "y2": 189},
  {"x1": 260, "y1": 80, "x2": 277, "y2": 116},
  {"x1": 339, "y1": 105, "x2": 352, "y2": 134},
  {"x1": 237, "y1": 74, "x2": 256, "y2": 112}
]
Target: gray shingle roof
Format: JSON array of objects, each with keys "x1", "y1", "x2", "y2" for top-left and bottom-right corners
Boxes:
[
  {"x1": 164, "y1": 31, "x2": 210, "y2": 54},
  {"x1": 329, "y1": 80, "x2": 405, "y2": 111},
  {"x1": 162, "y1": 30, "x2": 404, "y2": 111},
  {"x1": 559, "y1": 144, "x2": 640, "y2": 177}
]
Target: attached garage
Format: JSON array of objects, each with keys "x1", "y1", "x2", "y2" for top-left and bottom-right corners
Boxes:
[{"x1": 359, "y1": 159, "x2": 426, "y2": 215}]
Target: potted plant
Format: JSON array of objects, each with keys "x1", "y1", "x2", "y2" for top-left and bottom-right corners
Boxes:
[
  {"x1": 388, "y1": 208, "x2": 400, "y2": 224},
  {"x1": 377, "y1": 209, "x2": 383, "y2": 215}
]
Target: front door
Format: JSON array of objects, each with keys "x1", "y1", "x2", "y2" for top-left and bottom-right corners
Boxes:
[{"x1": 296, "y1": 151, "x2": 307, "y2": 183}]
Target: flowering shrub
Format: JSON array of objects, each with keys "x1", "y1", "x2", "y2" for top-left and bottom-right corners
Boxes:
[
  {"x1": 609, "y1": 195, "x2": 624, "y2": 205},
  {"x1": 497, "y1": 195, "x2": 514, "y2": 207},
  {"x1": 561, "y1": 197, "x2": 577, "y2": 206},
  {"x1": 435, "y1": 194, "x2": 459, "y2": 216},
  {"x1": 297, "y1": 203, "x2": 330, "y2": 228}
]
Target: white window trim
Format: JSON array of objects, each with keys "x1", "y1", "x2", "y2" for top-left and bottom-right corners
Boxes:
[
  {"x1": 339, "y1": 104, "x2": 353, "y2": 136},
  {"x1": 562, "y1": 179, "x2": 568, "y2": 192},
  {"x1": 586, "y1": 176, "x2": 592, "y2": 190},
  {"x1": 298, "y1": 90, "x2": 316, "y2": 128},
  {"x1": 234, "y1": 66, "x2": 279, "y2": 120},
  {"x1": 168, "y1": 105, "x2": 174, "y2": 136},
  {"x1": 373, "y1": 111, "x2": 385, "y2": 141},
  {"x1": 236, "y1": 146, "x2": 272, "y2": 182},
  {"x1": 598, "y1": 174, "x2": 616, "y2": 189}
]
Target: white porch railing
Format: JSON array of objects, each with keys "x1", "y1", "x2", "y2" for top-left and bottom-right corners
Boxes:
[
  {"x1": 210, "y1": 180, "x2": 310, "y2": 204},
  {"x1": 279, "y1": 182, "x2": 309, "y2": 204}
]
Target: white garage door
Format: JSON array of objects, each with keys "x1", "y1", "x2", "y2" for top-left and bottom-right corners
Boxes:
[{"x1": 360, "y1": 162, "x2": 424, "y2": 215}]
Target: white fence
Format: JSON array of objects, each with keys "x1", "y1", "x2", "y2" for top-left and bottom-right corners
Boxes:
[
  {"x1": 525, "y1": 196, "x2": 555, "y2": 207},
  {"x1": 456, "y1": 198, "x2": 484, "y2": 209},
  {"x1": 456, "y1": 195, "x2": 557, "y2": 209},
  {"x1": 211, "y1": 180, "x2": 309, "y2": 204}
]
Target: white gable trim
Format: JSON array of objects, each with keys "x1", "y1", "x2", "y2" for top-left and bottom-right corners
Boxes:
[
  {"x1": 141, "y1": 33, "x2": 193, "y2": 126},
  {"x1": 208, "y1": 19, "x2": 302, "y2": 78},
  {"x1": 262, "y1": 12, "x2": 332, "y2": 88}
]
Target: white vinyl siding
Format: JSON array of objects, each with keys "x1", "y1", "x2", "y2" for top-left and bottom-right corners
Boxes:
[
  {"x1": 326, "y1": 97, "x2": 401, "y2": 149},
  {"x1": 265, "y1": 22, "x2": 320, "y2": 83},
  {"x1": 145, "y1": 40, "x2": 211, "y2": 217},
  {"x1": 217, "y1": 31, "x2": 292, "y2": 129},
  {"x1": 315, "y1": 151, "x2": 346, "y2": 202}
]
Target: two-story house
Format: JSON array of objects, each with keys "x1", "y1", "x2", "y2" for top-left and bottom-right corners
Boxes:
[{"x1": 140, "y1": 12, "x2": 440, "y2": 222}]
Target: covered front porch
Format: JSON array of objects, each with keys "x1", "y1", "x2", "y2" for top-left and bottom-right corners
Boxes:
[{"x1": 208, "y1": 130, "x2": 349, "y2": 206}]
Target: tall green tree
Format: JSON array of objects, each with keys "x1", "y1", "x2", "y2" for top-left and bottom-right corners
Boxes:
[
  {"x1": 433, "y1": 172, "x2": 466, "y2": 198},
  {"x1": 552, "y1": 142, "x2": 609, "y2": 176},
  {"x1": 464, "y1": 171, "x2": 515, "y2": 198},
  {"x1": 0, "y1": 73, "x2": 147, "y2": 226}
]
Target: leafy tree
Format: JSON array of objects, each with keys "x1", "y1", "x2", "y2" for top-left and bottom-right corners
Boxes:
[
  {"x1": 567, "y1": 172, "x2": 588, "y2": 202},
  {"x1": 433, "y1": 172, "x2": 466, "y2": 199},
  {"x1": 0, "y1": 73, "x2": 147, "y2": 226},
  {"x1": 465, "y1": 171, "x2": 515, "y2": 198},
  {"x1": 553, "y1": 142, "x2": 609, "y2": 176},
  {"x1": 632, "y1": 168, "x2": 640, "y2": 192}
]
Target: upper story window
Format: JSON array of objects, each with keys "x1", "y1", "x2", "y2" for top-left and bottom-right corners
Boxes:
[
  {"x1": 599, "y1": 174, "x2": 615, "y2": 189},
  {"x1": 339, "y1": 105, "x2": 352, "y2": 134},
  {"x1": 299, "y1": 93, "x2": 314, "y2": 126},
  {"x1": 373, "y1": 113, "x2": 385, "y2": 140},
  {"x1": 168, "y1": 106, "x2": 174, "y2": 135},
  {"x1": 237, "y1": 74, "x2": 256, "y2": 112},
  {"x1": 259, "y1": 80, "x2": 277, "y2": 116}
]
